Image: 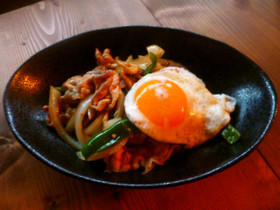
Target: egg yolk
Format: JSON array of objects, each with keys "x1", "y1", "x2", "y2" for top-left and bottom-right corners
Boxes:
[{"x1": 134, "y1": 79, "x2": 188, "y2": 128}]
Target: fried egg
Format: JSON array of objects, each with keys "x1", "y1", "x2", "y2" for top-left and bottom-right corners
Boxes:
[{"x1": 124, "y1": 67, "x2": 236, "y2": 148}]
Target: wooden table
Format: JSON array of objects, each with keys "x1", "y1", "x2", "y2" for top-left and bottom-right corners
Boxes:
[{"x1": 1, "y1": 0, "x2": 279, "y2": 209}]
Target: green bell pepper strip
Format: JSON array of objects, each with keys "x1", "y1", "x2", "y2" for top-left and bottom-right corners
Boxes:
[
  {"x1": 142, "y1": 52, "x2": 157, "y2": 76},
  {"x1": 54, "y1": 86, "x2": 67, "y2": 94},
  {"x1": 79, "y1": 118, "x2": 138, "y2": 160},
  {"x1": 221, "y1": 124, "x2": 241, "y2": 144}
]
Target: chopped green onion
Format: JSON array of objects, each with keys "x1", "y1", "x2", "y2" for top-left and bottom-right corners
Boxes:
[
  {"x1": 78, "y1": 118, "x2": 138, "y2": 160},
  {"x1": 222, "y1": 124, "x2": 241, "y2": 144},
  {"x1": 142, "y1": 52, "x2": 157, "y2": 76}
]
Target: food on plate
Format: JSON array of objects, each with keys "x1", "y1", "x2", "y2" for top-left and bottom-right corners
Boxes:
[{"x1": 44, "y1": 45, "x2": 238, "y2": 174}]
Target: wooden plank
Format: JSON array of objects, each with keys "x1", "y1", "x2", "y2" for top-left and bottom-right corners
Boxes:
[
  {"x1": 141, "y1": 0, "x2": 280, "y2": 178},
  {"x1": 1, "y1": 147, "x2": 279, "y2": 209},
  {"x1": 0, "y1": 0, "x2": 158, "y2": 80},
  {"x1": 1, "y1": 0, "x2": 280, "y2": 208},
  {"x1": 141, "y1": 0, "x2": 280, "y2": 82},
  {"x1": 0, "y1": 0, "x2": 40, "y2": 14}
]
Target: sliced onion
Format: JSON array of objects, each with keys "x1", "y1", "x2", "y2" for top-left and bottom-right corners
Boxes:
[
  {"x1": 103, "y1": 117, "x2": 122, "y2": 130},
  {"x1": 65, "y1": 110, "x2": 77, "y2": 133},
  {"x1": 74, "y1": 94, "x2": 94, "y2": 145},
  {"x1": 84, "y1": 112, "x2": 105, "y2": 136},
  {"x1": 113, "y1": 90, "x2": 125, "y2": 118},
  {"x1": 48, "y1": 86, "x2": 82, "y2": 150}
]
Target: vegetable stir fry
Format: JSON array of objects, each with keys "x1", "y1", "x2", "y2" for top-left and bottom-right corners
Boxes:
[
  {"x1": 44, "y1": 45, "x2": 240, "y2": 174},
  {"x1": 44, "y1": 45, "x2": 178, "y2": 173}
]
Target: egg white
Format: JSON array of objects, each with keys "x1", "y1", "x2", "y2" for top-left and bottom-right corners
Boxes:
[{"x1": 124, "y1": 67, "x2": 236, "y2": 148}]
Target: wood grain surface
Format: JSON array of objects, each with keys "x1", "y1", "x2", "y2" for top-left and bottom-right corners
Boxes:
[{"x1": 1, "y1": 0, "x2": 280, "y2": 209}]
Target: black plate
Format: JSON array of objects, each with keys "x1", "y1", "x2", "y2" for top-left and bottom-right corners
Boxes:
[{"x1": 3, "y1": 26, "x2": 277, "y2": 188}]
